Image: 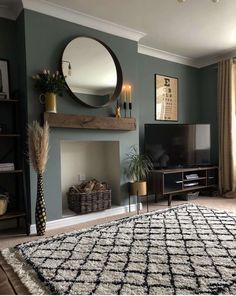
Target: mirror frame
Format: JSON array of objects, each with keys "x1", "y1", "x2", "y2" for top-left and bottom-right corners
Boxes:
[{"x1": 61, "y1": 36, "x2": 123, "y2": 108}]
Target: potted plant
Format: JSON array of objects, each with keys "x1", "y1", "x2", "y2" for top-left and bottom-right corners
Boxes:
[
  {"x1": 126, "y1": 145, "x2": 153, "y2": 196},
  {"x1": 33, "y1": 69, "x2": 66, "y2": 113}
]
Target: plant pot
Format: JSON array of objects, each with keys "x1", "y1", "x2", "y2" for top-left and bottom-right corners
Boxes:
[{"x1": 129, "y1": 181, "x2": 147, "y2": 196}]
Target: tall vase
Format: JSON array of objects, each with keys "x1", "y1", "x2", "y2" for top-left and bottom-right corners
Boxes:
[
  {"x1": 35, "y1": 173, "x2": 46, "y2": 236},
  {"x1": 45, "y1": 92, "x2": 57, "y2": 113}
]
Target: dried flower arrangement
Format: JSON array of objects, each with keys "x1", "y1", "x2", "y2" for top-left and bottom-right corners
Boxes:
[
  {"x1": 33, "y1": 69, "x2": 66, "y2": 95},
  {"x1": 28, "y1": 121, "x2": 49, "y2": 174},
  {"x1": 27, "y1": 120, "x2": 49, "y2": 235}
]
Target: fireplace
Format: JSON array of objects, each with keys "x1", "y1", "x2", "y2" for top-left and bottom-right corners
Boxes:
[{"x1": 60, "y1": 141, "x2": 120, "y2": 216}]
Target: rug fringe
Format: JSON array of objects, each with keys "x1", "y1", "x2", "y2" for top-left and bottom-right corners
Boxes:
[{"x1": 1, "y1": 248, "x2": 50, "y2": 295}]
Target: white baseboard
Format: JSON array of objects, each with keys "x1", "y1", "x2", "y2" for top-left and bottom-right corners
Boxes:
[{"x1": 30, "y1": 203, "x2": 142, "y2": 234}]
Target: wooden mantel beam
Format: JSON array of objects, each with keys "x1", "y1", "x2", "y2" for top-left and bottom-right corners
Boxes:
[{"x1": 43, "y1": 113, "x2": 136, "y2": 131}]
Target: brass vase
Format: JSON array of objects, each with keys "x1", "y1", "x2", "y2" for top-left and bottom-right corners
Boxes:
[
  {"x1": 45, "y1": 92, "x2": 57, "y2": 113},
  {"x1": 35, "y1": 173, "x2": 46, "y2": 236},
  {"x1": 40, "y1": 92, "x2": 57, "y2": 113}
]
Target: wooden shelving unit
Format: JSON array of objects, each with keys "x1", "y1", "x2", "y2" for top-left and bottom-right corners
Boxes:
[{"x1": 0, "y1": 98, "x2": 29, "y2": 235}]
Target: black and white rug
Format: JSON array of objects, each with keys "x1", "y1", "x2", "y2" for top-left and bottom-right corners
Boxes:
[{"x1": 2, "y1": 204, "x2": 236, "y2": 295}]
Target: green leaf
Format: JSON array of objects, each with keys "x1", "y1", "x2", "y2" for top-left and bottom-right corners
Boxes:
[{"x1": 125, "y1": 145, "x2": 153, "y2": 181}]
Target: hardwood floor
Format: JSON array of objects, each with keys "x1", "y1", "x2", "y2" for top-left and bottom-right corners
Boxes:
[{"x1": 0, "y1": 196, "x2": 235, "y2": 250}]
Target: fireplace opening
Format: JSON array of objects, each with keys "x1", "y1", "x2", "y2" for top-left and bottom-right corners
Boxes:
[{"x1": 61, "y1": 141, "x2": 120, "y2": 216}]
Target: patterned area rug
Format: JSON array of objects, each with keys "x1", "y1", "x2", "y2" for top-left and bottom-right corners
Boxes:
[{"x1": 2, "y1": 204, "x2": 236, "y2": 295}]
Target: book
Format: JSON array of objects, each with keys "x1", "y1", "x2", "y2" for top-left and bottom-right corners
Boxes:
[
  {"x1": 0, "y1": 163, "x2": 15, "y2": 171},
  {"x1": 184, "y1": 182, "x2": 199, "y2": 187},
  {"x1": 185, "y1": 174, "x2": 199, "y2": 180}
]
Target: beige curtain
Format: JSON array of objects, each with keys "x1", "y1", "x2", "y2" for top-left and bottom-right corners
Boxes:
[{"x1": 218, "y1": 59, "x2": 236, "y2": 197}]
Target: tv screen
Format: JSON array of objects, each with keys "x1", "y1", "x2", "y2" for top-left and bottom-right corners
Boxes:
[{"x1": 144, "y1": 124, "x2": 211, "y2": 169}]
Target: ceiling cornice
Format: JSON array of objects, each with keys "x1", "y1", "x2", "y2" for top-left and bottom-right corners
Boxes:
[
  {"x1": 0, "y1": 0, "x2": 22, "y2": 20},
  {"x1": 138, "y1": 44, "x2": 198, "y2": 68},
  {"x1": 21, "y1": 0, "x2": 146, "y2": 42},
  {"x1": 1, "y1": 0, "x2": 235, "y2": 68},
  {"x1": 194, "y1": 47, "x2": 236, "y2": 68},
  {"x1": 138, "y1": 44, "x2": 236, "y2": 68}
]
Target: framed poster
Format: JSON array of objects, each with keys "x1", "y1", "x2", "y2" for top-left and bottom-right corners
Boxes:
[
  {"x1": 155, "y1": 74, "x2": 178, "y2": 121},
  {"x1": 0, "y1": 59, "x2": 10, "y2": 99}
]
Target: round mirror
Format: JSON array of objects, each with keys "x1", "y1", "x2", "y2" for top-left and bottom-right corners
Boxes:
[{"x1": 61, "y1": 36, "x2": 123, "y2": 108}]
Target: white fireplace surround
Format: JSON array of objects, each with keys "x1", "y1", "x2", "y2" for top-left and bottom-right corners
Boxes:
[{"x1": 60, "y1": 140, "x2": 121, "y2": 215}]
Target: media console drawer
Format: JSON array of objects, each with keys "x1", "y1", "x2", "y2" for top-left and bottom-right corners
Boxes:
[{"x1": 149, "y1": 166, "x2": 218, "y2": 206}]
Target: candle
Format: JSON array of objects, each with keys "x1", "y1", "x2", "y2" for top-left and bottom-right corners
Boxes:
[
  {"x1": 123, "y1": 85, "x2": 126, "y2": 103},
  {"x1": 128, "y1": 85, "x2": 132, "y2": 102}
]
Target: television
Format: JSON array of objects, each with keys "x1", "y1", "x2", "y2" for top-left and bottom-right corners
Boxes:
[{"x1": 144, "y1": 124, "x2": 211, "y2": 169}]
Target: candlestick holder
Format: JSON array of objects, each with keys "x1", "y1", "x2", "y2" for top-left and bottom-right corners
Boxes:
[
  {"x1": 115, "y1": 105, "x2": 121, "y2": 118},
  {"x1": 129, "y1": 102, "x2": 132, "y2": 118},
  {"x1": 123, "y1": 102, "x2": 127, "y2": 118},
  {"x1": 115, "y1": 98, "x2": 121, "y2": 118}
]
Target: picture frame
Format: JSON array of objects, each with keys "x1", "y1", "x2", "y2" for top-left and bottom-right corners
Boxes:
[
  {"x1": 155, "y1": 74, "x2": 178, "y2": 121},
  {"x1": 0, "y1": 59, "x2": 10, "y2": 99}
]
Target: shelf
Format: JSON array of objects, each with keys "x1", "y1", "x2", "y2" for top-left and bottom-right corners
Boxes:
[
  {"x1": 153, "y1": 166, "x2": 218, "y2": 174},
  {"x1": 183, "y1": 177, "x2": 206, "y2": 182},
  {"x1": 0, "y1": 211, "x2": 26, "y2": 221},
  {"x1": 0, "y1": 99, "x2": 19, "y2": 103},
  {"x1": 164, "y1": 185, "x2": 207, "y2": 195},
  {"x1": 44, "y1": 112, "x2": 136, "y2": 131},
  {"x1": 0, "y1": 134, "x2": 20, "y2": 137},
  {"x1": 0, "y1": 170, "x2": 23, "y2": 174}
]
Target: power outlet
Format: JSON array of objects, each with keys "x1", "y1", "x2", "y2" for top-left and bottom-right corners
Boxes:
[{"x1": 78, "y1": 173, "x2": 86, "y2": 182}]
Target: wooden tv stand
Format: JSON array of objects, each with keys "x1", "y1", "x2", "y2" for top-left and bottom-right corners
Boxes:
[{"x1": 149, "y1": 166, "x2": 218, "y2": 206}]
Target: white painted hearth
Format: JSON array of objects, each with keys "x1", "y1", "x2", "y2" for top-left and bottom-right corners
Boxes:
[
  {"x1": 30, "y1": 203, "x2": 142, "y2": 234},
  {"x1": 60, "y1": 140, "x2": 120, "y2": 215}
]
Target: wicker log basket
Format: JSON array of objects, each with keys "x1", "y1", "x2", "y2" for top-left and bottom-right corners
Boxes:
[{"x1": 68, "y1": 179, "x2": 111, "y2": 214}]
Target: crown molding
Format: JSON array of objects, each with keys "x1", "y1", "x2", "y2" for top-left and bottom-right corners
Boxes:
[
  {"x1": 2, "y1": 0, "x2": 235, "y2": 68},
  {"x1": 138, "y1": 44, "x2": 198, "y2": 67},
  {"x1": 21, "y1": 0, "x2": 146, "y2": 42},
  {"x1": 138, "y1": 44, "x2": 236, "y2": 68},
  {"x1": 0, "y1": 0, "x2": 23, "y2": 20},
  {"x1": 194, "y1": 48, "x2": 236, "y2": 68},
  {"x1": 0, "y1": 9, "x2": 14, "y2": 20}
]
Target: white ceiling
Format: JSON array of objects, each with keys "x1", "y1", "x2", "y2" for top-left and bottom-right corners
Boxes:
[{"x1": 1, "y1": 0, "x2": 236, "y2": 67}]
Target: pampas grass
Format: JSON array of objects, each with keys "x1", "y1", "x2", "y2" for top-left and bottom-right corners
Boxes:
[{"x1": 28, "y1": 121, "x2": 49, "y2": 174}]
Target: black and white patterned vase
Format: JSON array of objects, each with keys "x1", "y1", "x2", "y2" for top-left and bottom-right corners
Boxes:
[{"x1": 35, "y1": 173, "x2": 46, "y2": 236}]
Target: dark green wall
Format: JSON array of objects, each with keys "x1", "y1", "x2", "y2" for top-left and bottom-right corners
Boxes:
[
  {"x1": 137, "y1": 54, "x2": 201, "y2": 148},
  {"x1": 2, "y1": 10, "x2": 218, "y2": 224},
  {"x1": 23, "y1": 10, "x2": 139, "y2": 222},
  {"x1": 199, "y1": 65, "x2": 218, "y2": 164}
]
